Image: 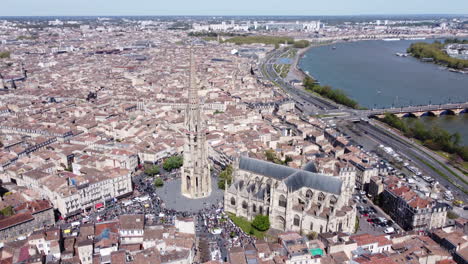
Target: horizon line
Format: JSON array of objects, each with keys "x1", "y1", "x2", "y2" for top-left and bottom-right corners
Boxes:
[{"x1": 0, "y1": 13, "x2": 467, "y2": 18}]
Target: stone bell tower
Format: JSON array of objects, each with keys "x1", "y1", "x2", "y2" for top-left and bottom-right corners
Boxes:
[{"x1": 181, "y1": 48, "x2": 212, "y2": 199}]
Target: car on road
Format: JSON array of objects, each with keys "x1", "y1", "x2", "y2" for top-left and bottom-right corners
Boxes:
[{"x1": 367, "y1": 218, "x2": 373, "y2": 223}]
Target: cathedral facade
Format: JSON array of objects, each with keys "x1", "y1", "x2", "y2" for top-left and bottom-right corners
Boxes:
[
  {"x1": 181, "y1": 49, "x2": 212, "y2": 199},
  {"x1": 224, "y1": 157, "x2": 356, "y2": 234}
]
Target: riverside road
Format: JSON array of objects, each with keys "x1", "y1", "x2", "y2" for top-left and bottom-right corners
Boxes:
[{"x1": 260, "y1": 48, "x2": 468, "y2": 201}]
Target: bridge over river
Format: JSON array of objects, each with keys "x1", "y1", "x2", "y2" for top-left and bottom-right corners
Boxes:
[
  {"x1": 366, "y1": 102, "x2": 468, "y2": 118},
  {"x1": 318, "y1": 102, "x2": 468, "y2": 120}
]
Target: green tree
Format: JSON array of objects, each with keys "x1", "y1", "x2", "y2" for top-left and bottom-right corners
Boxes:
[
  {"x1": 407, "y1": 42, "x2": 468, "y2": 70},
  {"x1": 293, "y1": 40, "x2": 310, "y2": 48},
  {"x1": 0, "y1": 206, "x2": 14, "y2": 217},
  {"x1": 0, "y1": 51, "x2": 10, "y2": 59},
  {"x1": 447, "y1": 210, "x2": 459, "y2": 219},
  {"x1": 303, "y1": 76, "x2": 359, "y2": 109},
  {"x1": 252, "y1": 214, "x2": 270, "y2": 231},
  {"x1": 163, "y1": 155, "x2": 183, "y2": 171},
  {"x1": 154, "y1": 178, "x2": 164, "y2": 188},
  {"x1": 354, "y1": 216, "x2": 360, "y2": 233},
  {"x1": 379, "y1": 114, "x2": 467, "y2": 162},
  {"x1": 218, "y1": 165, "x2": 234, "y2": 190},
  {"x1": 265, "y1": 149, "x2": 277, "y2": 162},
  {"x1": 145, "y1": 165, "x2": 160, "y2": 177}
]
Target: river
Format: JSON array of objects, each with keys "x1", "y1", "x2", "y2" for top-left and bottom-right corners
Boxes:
[{"x1": 299, "y1": 39, "x2": 468, "y2": 145}]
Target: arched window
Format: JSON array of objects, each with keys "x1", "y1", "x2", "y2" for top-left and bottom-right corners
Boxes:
[
  {"x1": 230, "y1": 197, "x2": 236, "y2": 206},
  {"x1": 278, "y1": 195, "x2": 287, "y2": 208},
  {"x1": 259, "y1": 206, "x2": 263, "y2": 215},
  {"x1": 242, "y1": 201, "x2": 248, "y2": 209},
  {"x1": 310, "y1": 222, "x2": 314, "y2": 230},
  {"x1": 306, "y1": 190, "x2": 313, "y2": 199},
  {"x1": 186, "y1": 176, "x2": 191, "y2": 190},
  {"x1": 252, "y1": 204, "x2": 257, "y2": 212},
  {"x1": 294, "y1": 215, "x2": 300, "y2": 226},
  {"x1": 318, "y1": 192, "x2": 325, "y2": 202}
]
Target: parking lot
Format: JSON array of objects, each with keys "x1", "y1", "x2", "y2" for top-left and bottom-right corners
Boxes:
[{"x1": 354, "y1": 192, "x2": 401, "y2": 236}]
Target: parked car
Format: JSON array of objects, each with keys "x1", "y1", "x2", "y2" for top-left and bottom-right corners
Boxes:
[{"x1": 384, "y1": 227, "x2": 395, "y2": 234}]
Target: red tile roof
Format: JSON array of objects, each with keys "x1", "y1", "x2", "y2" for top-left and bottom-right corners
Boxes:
[{"x1": 0, "y1": 212, "x2": 33, "y2": 230}]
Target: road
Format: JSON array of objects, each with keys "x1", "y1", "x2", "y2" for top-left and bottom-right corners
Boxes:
[
  {"x1": 260, "y1": 48, "x2": 468, "y2": 202},
  {"x1": 261, "y1": 49, "x2": 340, "y2": 112},
  {"x1": 355, "y1": 121, "x2": 468, "y2": 201}
]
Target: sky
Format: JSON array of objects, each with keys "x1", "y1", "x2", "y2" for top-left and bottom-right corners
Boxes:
[{"x1": 1, "y1": 0, "x2": 468, "y2": 16}]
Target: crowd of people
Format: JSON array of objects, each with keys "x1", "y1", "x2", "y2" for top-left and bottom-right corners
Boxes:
[{"x1": 57, "y1": 169, "x2": 257, "y2": 262}]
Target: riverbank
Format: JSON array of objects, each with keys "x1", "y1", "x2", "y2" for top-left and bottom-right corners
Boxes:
[
  {"x1": 297, "y1": 38, "x2": 468, "y2": 108},
  {"x1": 288, "y1": 41, "x2": 336, "y2": 82},
  {"x1": 378, "y1": 113, "x2": 468, "y2": 162},
  {"x1": 407, "y1": 40, "x2": 468, "y2": 73}
]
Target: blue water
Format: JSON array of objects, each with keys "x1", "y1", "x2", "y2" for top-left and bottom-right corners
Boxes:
[
  {"x1": 299, "y1": 39, "x2": 468, "y2": 145},
  {"x1": 299, "y1": 39, "x2": 468, "y2": 109}
]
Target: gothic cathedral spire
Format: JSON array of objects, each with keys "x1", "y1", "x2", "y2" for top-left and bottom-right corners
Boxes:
[{"x1": 181, "y1": 47, "x2": 212, "y2": 199}]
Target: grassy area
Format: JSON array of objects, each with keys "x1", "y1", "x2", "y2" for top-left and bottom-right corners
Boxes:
[
  {"x1": 225, "y1": 36, "x2": 294, "y2": 46},
  {"x1": 463, "y1": 162, "x2": 468, "y2": 172},
  {"x1": 202, "y1": 37, "x2": 218, "y2": 42},
  {"x1": 435, "y1": 150, "x2": 468, "y2": 174},
  {"x1": 436, "y1": 150, "x2": 451, "y2": 159},
  {"x1": 285, "y1": 48, "x2": 298, "y2": 58},
  {"x1": 227, "y1": 213, "x2": 266, "y2": 239},
  {"x1": 273, "y1": 63, "x2": 291, "y2": 78},
  {"x1": 224, "y1": 36, "x2": 310, "y2": 49},
  {"x1": 409, "y1": 137, "x2": 468, "y2": 185},
  {"x1": 413, "y1": 156, "x2": 468, "y2": 195}
]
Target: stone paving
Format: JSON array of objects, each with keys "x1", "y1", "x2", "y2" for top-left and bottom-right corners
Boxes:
[{"x1": 154, "y1": 176, "x2": 224, "y2": 212}]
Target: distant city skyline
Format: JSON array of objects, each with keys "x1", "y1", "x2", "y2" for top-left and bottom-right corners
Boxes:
[{"x1": 2, "y1": 0, "x2": 468, "y2": 16}]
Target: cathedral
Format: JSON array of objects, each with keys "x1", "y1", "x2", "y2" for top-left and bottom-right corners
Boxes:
[
  {"x1": 180, "y1": 49, "x2": 212, "y2": 199},
  {"x1": 224, "y1": 156, "x2": 356, "y2": 234}
]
